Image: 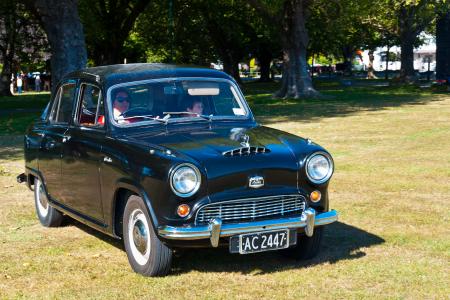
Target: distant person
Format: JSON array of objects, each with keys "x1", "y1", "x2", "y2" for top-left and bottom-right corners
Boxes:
[
  {"x1": 43, "y1": 74, "x2": 51, "y2": 91},
  {"x1": 16, "y1": 75, "x2": 23, "y2": 94},
  {"x1": 35, "y1": 75, "x2": 41, "y2": 92},
  {"x1": 10, "y1": 74, "x2": 15, "y2": 95}
]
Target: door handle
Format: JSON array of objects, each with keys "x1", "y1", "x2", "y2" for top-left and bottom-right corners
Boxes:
[
  {"x1": 45, "y1": 141, "x2": 56, "y2": 150},
  {"x1": 62, "y1": 135, "x2": 71, "y2": 143}
]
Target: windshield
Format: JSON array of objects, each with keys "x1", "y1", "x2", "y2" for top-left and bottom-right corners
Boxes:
[{"x1": 108, "y1": 78, "x2": 249, "y2": 125}]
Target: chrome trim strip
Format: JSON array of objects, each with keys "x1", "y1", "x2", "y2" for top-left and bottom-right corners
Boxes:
[{"x1": 158, "y1": 209, "x2": 338, "y2": 246}]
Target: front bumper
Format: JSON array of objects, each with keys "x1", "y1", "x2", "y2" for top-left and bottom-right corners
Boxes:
[{"x1": 158, "y1": 208, "x2": 338, "y2": 247}]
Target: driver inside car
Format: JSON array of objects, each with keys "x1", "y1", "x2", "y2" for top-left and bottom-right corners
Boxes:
[{"x1": 113, "y1": 89, "x2": 130, "y2": 122}]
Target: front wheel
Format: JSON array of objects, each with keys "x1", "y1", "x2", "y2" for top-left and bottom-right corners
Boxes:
[
  {"x1": 34, "y1": 177, "x2": 64, "y2": 227},
  {"x1": 123, "y1": 195, "x2": 172, "y2": 276},
  {"x1": 282, "y1": 227, "x2": 324, "y2": 260}
]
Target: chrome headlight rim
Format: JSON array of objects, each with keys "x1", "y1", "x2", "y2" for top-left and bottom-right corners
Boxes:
[
  {"x1": 169, "y1": 163, "x2": 201, "y2": 198},
  {"x1": 305, "y1": 151, "x2": 334, "y2": 185}
]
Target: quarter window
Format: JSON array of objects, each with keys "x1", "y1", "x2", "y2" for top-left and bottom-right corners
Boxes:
[
  {"x1": 50, "y1": 83, "x2": 76, "y2": 124},
  {"x1": 77, "y1": 84, "x2": 104, "y2": 127}
]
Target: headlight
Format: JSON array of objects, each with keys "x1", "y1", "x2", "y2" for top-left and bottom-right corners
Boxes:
[
  {"x1": 170, "y1": 163, "x2": 201, "y2": 197},
  {"x1": 305, "y1": 152, "x2": 333, "y2": 184}
]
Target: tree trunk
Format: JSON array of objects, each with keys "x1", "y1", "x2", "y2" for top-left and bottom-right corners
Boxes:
[
  {"x1": 0, "y1": 60, "x2": 14, "y2": 96},
  {"x1": 258, "y1": 48, "x2": 273, "y2": 82},
  {"x1": 436, "y1": 12, "x2": 450, "y2": 80},
  {"x1": 222, "y1": 54, "x2": 242, "y2": 84},
  {"x1": 0, "y1": 1, "x2": 17, "y2": 96},
  {"x1": 398, "y1": 6, "x2": 417, "y2": 82},
  {"x1": 385, "y1": 46, "x2": 390, "y2": 80},
  {"x1": 276, "y1": 0, "x2": 319, "y2": 99},
  {"x1": 367, "y1": 50, "x2": 377, "y2": 79},
  {"x1": 33, "y1": 0, "x2": 87, "y2": 92},
  {"x1": 342, "y1": 46, "x2": 353, "y2": 76}
]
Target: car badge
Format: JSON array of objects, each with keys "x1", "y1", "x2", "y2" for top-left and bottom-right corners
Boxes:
[
  {"x1": 249, "y1": 176, "x2": 264, "y2": 188},
  {"x1": 240, "y1": 134, "x2": 250, "y2": 147}
]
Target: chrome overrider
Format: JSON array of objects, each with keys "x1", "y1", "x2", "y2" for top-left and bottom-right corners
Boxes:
[{"x1": 158, "y1": 208, "x2": 338, "y2": 247}]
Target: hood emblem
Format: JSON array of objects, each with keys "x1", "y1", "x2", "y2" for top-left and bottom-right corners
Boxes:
[
  {"x1": 240, "y1": 134, "x2": 250, "y2": 147},
  {"x1": 249, "y1": 176, "x2": 264, "y2": 189}
]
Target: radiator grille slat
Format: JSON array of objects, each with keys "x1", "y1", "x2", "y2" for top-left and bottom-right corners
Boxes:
[{"x1": 195, "y1": 195, "x2": 306, "y2": 225}]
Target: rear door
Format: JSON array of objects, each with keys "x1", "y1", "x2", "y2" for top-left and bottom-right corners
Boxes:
[
  {"x1": 60, "y1": 82, "x2": 106, "y2": 223},
  {"x1": 38, "y1": 81, "x2": 77, "y2": 202}
]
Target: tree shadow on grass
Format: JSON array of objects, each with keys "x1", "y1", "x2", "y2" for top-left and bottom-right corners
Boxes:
[
  {"x1": 0, "y1": 136, "x2": 24, "y2": 161},
  {"x1": 245, "y1": 85, "x2": 448, "y2": 124},
  {"x1": 171, "y1": 222, "x2": 384, "y2": 275}
]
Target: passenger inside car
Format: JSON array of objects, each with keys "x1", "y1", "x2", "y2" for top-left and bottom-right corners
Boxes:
[{"x1": 186, "y1": 97, "x2": 204, "y2": 115}]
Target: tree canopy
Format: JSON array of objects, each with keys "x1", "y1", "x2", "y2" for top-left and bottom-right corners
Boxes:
[{"x1": 1, "y1": 0, "x2": 449, "y2": 97}]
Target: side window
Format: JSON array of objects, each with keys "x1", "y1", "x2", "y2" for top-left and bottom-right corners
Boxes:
[
  {"x1": 49, "y1": 88, "x2": 62, "y2": 122},
  {"x1": 77, "y1": 84, "x2": 104, "y2": 127},
  {"x1": 50, "y1": 83, "x2": 76, "y2": 124}
]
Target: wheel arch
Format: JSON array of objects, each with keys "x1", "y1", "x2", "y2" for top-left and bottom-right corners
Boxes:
[{"x1": 111, "y1": 179, "x2": 159, "y2": 239}]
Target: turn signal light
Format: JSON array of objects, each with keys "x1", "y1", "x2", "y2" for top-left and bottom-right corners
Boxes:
[
  {"x1": 310, "y1": 190, "x2": 322, "y2": 202},
  {"x1": 177, "y1": 204, "x2": 190, "y2": 217}
]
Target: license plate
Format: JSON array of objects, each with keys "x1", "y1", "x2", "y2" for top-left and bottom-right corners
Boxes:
[{"x1": 237, "y1": 229, "x2": 290, "y2": 254}]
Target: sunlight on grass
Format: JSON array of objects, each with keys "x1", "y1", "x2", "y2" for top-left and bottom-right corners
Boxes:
[{"x1": 0, "y1": 84, "x2": 449, "y2": 299}]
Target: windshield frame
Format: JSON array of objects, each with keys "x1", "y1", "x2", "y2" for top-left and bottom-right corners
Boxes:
[{"x1": 106, "y1": 77, "x2": 253, "y2": 128}]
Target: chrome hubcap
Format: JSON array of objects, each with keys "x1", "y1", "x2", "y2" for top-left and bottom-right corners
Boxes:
[
  {"x1": 133, "y1": 220, "x2": 148, "y2": 254},
  {"x1": 128, "y1": 209, "x2": 150, "y2": 265},
  {"x1": 36, "y1": 180, "x2": 49, "y2": 217}
]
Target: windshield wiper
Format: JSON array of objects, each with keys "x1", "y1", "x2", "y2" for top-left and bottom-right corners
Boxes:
[
  {"x1": 162, "y1": 111, "x2": 213, "y2": 121},
  {"x1": 120, "y1": 115, "x2": 168, "y2": 124}
]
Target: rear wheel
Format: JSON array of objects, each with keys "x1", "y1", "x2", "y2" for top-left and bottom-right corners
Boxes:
[
  {"x1": 123, "y1": 195, "x2": 172, "y2": 276},
  {"x1": 282, "y1": 227, "x2": 324, "y2": 260},
  {"x1": 34, "y1": 177, "x2": 64, "y2": 227}
]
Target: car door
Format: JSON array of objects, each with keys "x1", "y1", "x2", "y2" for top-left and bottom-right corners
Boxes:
[
  {"x1": 60, "y1": 82, "x2": 106, "y2": 223},
  {"x1": 38, "y1": 81, "x2": 77, "y2": 202}
]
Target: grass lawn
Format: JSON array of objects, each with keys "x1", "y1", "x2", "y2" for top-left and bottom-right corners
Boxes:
[{"x1": 0, "y1": 84, "x2": 449, "y2": 299}]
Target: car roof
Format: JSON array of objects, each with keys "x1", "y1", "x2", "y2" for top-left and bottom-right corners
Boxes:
[{"x1": 63, "y1": 63, "x2": 233, "y2": 88}]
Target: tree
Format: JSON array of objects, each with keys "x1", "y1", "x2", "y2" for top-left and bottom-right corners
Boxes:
[
  {"x1": 436, "y1": 11, "x2": 450, "y2": 80},
  {"x1": 391, "y1": 1, "x2": 436, "y2": 82},
  {"x1": 249, "y1": 0, "x2": 319, "y2": 98},
  {"x1": 79, "y1": 0, "x2": 152, "y2": 65},
  {"x1": 133, "y1": 1, "x2": 217, "y2": 65},
  {"x1": 134, "y1": 0, "x2": 278, "y2": 83},
  {"x1": 196, "y1": 0, "x2": 257, "y2": 83},
  {"x1": 0, "y1": 0, "x2": 48, "y2": 96},
  {"x1": 0, "y1": 0, "x2": 21, "y2": 96},
  {"x1": 29, "y1": 0, "x2": 87, "y2": 91}
]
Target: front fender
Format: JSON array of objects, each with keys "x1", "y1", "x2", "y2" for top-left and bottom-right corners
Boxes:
[{"x1": 111, "y1": 178, "x2": 160, "y2": 237}]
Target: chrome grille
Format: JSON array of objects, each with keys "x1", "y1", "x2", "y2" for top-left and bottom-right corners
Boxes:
[
  {"x1": 195, "y1": 195, "x2": 306, "y2": 225},
  {"x1": 222, "y1": 146, "x2": 270, "y2": 156}
]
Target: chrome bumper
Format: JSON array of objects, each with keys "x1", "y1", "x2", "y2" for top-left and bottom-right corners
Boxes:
[{"x1": 158, "y1": 208, "x2": 338, "y2": 247}]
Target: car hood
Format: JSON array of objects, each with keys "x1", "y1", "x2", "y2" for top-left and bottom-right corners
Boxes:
[{"x1": 125, "y1": 124, "x2": 317, "y2": 199}]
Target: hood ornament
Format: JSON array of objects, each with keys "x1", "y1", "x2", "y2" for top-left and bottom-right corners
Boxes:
[{"x1": 240, "y1": 134, "x2": 250, "y2": 147}]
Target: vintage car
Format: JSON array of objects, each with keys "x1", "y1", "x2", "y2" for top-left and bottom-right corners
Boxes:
[{"x1": 18, "y1": 64, "x2": 338, "y2": 276}]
